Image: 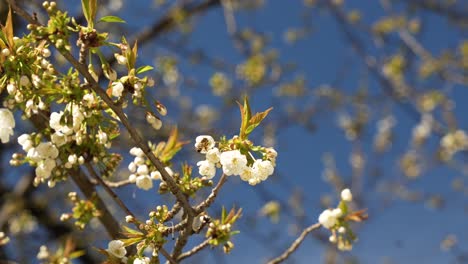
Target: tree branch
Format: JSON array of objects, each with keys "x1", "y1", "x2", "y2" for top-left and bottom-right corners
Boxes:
[
  {"x1": 266, "y1": 223, "x2": 322, "y2": 264},
  {"x1": 177, "y1": 239, "x2": 210, "y2": 262}
]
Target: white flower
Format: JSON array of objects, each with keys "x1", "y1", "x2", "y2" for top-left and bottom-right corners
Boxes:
[
  {"x1": 115, "y1": 54, "x2": 127, "y2": 65},
  {"x1": 103, "y1": 67, "x2": 117, "y2": 81},
  {"x1": 111, "y1": 82, "x2": 124, "y2": 97},
  {"x1": 68, "y1": 154, "x2": 78, "y2": 165},
  {"x1": 51, "y1": 133, "x2": 67, "y2": 147},
  {"x1": 252, "y1": 159, "x2": 274, "y2": 181},
  {"x1": 50, "y1": 111, "x2": 73, "y2": 136},
  {"x1": 128, "y1": 162, "x2": 137, "y2": 173},
  {"x1": 341, "y1": 188, "x2": 353, "y2": 202},
  {"x1": 197, "y1": 160, "x2": 216, "y2": 179},
  {"x1": 97, "y1": 131, "x2": 108, "y2": 144},
  {"x1": 37, "y1": 245, "x2": 49, "y2": 260},
  {"x1": 150, "y1": 171, "x2": 161, "y2": 180},
  {"x1": 35, "y1": 159, "x2": 56, "y2": 179},
  {"x1": 36, "y1": 142, "x2": 59, "y2": 159},
  {"x1": 338, "y1": 226, "x2": 346, "y2": 233},
  {"x1": 125, "y1": 215, "x2": 134, "y2": 223},
  {"x1": 0, "y1": 108, "x2": 15, "y2": 143},
  {"x1": 137, "y1": 164, "x2": 149, "y2": 175},
  {"x1": 146, "y1": 113, "x2": 162, "y2": 130},
  {"x1": 318, "y1": 209, "x2": 340, "y2": 229},
  {"x1": 194, "y1": 135, "x2": 215, "y2": 154},
  {"x1": 136, "y1": 175, "x2": 153, "y2": 190},
  {"x1": 107, "y1": 240, "x2": 127, "y2": 258},
  {"x1": 239, "y1": 166, "x2": 254, "y2": 182},
  {"x1": 7, "y1": 83, "x2": 16, "y2": 94},
  {"x1": 220, "y1": 150, "x2": 247, "y2": 176},
  {"x1": 206, "y1": 147, "x2": 220, "y2": 163},
  {"x1": 133, "y1": 257, "x2": 150, "y2": 264},
  {"x1": 42, "y1": 48, "x2": 51, "y2": 58},
  {"x1": 18, "y1": 134, "x2": 33, "y2": 151},
  {"x1": 130, "y1": 147, "x2": 145, "y2": 157},
  {"x1": 19, "y1": 75, "x2": 30, "y2": 87}
]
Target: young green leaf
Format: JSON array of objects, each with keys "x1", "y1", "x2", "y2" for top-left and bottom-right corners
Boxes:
[
  {"x1": 136, "y1": 65, "x2": 154, "y2": 74},
  {"x1": 98, "y1": 15, "x2": 126, "y2": 24},
  {"x1": 245, "y1": 107, "x2": 273, "y2": 135},
  {"x1": 237, "y1": 97, "x2": 252, "y2": 139},
  {"x1": 81, "y1": 0, "x2": 97, "y2": 28}
]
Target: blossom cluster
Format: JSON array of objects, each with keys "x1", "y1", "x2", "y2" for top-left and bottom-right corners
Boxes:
[
  {"x1": 195, "y1": 135, "x2": 277, "y2": 185},
  {"x1": 128, "y1": 147, "x2": 173, "y2": 190},
  {"x1": 17, "y1": 134, "x2": 60, "y2": 186},
  {"x1": 318, "y1": 188, "x2": 357, "y2": 251}
]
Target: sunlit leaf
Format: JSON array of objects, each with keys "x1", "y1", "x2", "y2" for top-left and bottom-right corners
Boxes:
[
  {"x1": 98, "y1": 15, "x2": 126, "y2": 24},
  {"x1": 136, "y1": 65, "x2": 154, "y2": 74}
]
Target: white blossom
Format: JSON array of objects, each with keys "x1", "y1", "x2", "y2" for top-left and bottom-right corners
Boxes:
[
  {"x1": 194, "y1": 135, "x2": 215, "y2": 154},
  {"x1": 137, "y1": 164, "x2": 149, "y2": 175},
  {"x1": 318, "y1": 208, "x2": 342, "y2": 229},
  {"x1": 136, "y1": 175, "x2": 153, "y2": 190},
  {"x1": 206, "y1": 147, "x2": 220, "y2": 163},
  {"x1": 0, "y1": 108, "x2": 15, "y2": 143},
  {"x1": 18, "y1": 134, "x2": 33, "y2": 151},
  {"x1": 341, "y1": 188, "x2": 353, "y2": 202},
  {"x1": 220, "y1": 150, "x2": 247, "y2": 176},
  {"x1": 115, "y1": 54, "x2": 127, "y2": 65},
  {"x1": 239, "y1": 166, "x2": 254, "y2": 182},
  {"x1": 107, "y1": 240, "x2": 127, "y2": 258},
  {"x1": 197, "y1": 160, "x2": 216, "y2": 178},
  {"x1": 252, "y1": 159, "x2": 274, "y2": 181},
  {"x1": 133, "y1": 257, "x2": 150, "y2": 264},
  {"x1": 130, "y1": 147, "x2": 145, "y2": 157},
  {"x1": 111, "y1": 82, "x2": 124, "y2": 97},
  {"x1": 36, "y1": 142, "x2": 59, "y2": 159},
  {"x1": 37, "y1": 245, "x2": 49, "y2": 260},
  {"x1": 19, "y1": 75, "x2": 30, "y2": 87}
]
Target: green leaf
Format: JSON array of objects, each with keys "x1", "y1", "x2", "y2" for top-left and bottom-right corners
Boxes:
[
  {"x1": 237, "y1": 97, "x2": 252, "y2": 139},
  {"x1": 221, "y1": 207, "x2": 227, "y2": 223},
  {"x1": 81, "y1": 0, "x2": 97, "y2": 27},
  {"x1": 2, "y1": 7, "x2": 14, "y2": 48},
  {"x1": 136, "y1": 65, "x2": 154, "y2": 74},
  {"x1": 245, "y1": 107, "x2": 273, "y2": 135},
  {"x1": 98, "y1": 15, "x2": 126, "y2": 24}
]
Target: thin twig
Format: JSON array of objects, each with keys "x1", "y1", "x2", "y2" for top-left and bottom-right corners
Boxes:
[
  {"x1": 164, "y1": 202, "x2": 182, "y2": 222},
  {"x1": 84, "y1": 163, "x2": 137, "y2": 220},
  {"x1": 159, "y1": 247, "x2": 178, "y2": 264},
  {"x1": 195, "y1": 173, "x2": 228, "y2": 214},
  {"x1": 177, "y1": 239, "x2": 211, "y2": 261},
  {"x1": 266, "y1": 223, "x2": 322, "y2": 264}
]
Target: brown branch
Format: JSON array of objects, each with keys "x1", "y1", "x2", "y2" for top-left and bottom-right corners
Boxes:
[
  {"x1": 6, "y1": 0, "x2": 194, "y2": 216},
  {"x1": 164, "y1": 202, "x2": 182, "y2": 223},
  {"x1": 266, "y1": 223, "x2": 322, "y2": 264},
  {"x1": 177, "y1": 239, "x2": 210, "y2": 262},
  {"x1": 195, "y1": 173, "x2": 228, "y2": 214},
  {"x1": 89, "y1": 178, "x2": 133, "y2": 188},
  {"x1": 107, "y1": 0, "x2": 221, "y2": 67},
  {"x1": 84, "y1": 163, "x2": 137, "y2": 220},
  {"x1": 159, "y1": 247, "x2": 178, "y2": 264},
  {"x1": 68, "y1": 168, "x2": 121, "y2": 239}
]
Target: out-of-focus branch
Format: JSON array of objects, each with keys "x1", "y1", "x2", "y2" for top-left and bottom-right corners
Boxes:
[
  {"x1": 402, "y1": 0, "x2": 468, "y2": 23},
  {"x1": 266, "y1": 223, "x2": 322, "y2": 264}
]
